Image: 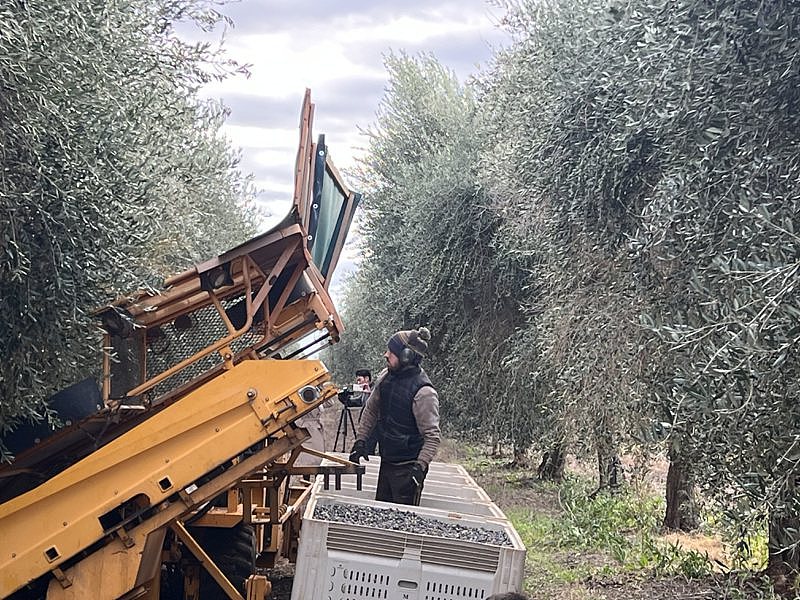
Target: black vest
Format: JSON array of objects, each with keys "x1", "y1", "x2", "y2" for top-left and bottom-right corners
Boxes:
[{"x1": 377, "y1": 366, "x2": 432, "y2": 463}]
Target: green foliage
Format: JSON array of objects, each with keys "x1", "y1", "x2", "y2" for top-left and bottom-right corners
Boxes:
[
  {"x1": 556, "y1": 478, "x2": 667, "y2": 565},
  {"x1": 478, "y1": 0, "x2": 800, "y2": 563},
  {"x1": 706, "y1": 506, "x2": 770, "y2": 572},
  {"x1": 332, "y1": 52, "x2": 528, "y2": 443},
  {"x1": 478, "y1": 0, "x2": 658, "y2": 464},
  {"x1": 505, "y1": 474, "x2": 715, "y2": 585},
  {"x1": 0, "y1": 0, "x2": 257, "y2": 435},
  {"x1": 724, "y1": 575, "x2": 781, "y2": 600},
  {"x1": 337, "y1": 0, "x2": 800, "y2": 580}
]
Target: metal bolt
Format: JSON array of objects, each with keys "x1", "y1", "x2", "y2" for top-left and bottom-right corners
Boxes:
[{"x1": 247, "y1": 388, "x2": 257, "y2": 400}]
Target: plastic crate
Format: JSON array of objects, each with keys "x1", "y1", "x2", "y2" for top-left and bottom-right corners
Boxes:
[{"x1": 291, "y1": 469, "x2": 526, "y2": 599}]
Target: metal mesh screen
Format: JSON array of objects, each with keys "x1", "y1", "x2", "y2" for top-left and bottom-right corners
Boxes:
[
  {"x1": 145, "y1": 295, "x2": 262, "y2": 399},
  {"x1": 108, "y1": 335, "x2": 143, "y2": 402}
]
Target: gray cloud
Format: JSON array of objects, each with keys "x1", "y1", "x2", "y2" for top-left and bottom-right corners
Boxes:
[
  {"x1": 311, "y1": 75, "x2": 387, "y2": 131},
  {"x1": 343, "y1": 27, "x2": 507, "y2": 82},
  {"x1": 213, "y1": 75, "x2": 384, "y2": 151},
  {"x1": 188, "y1": 0, "x2": 508, "y2": 238},
  {"x1": 214, "y1": 93, "x2": 302, "y2": 128},
  {"x1": 215, "y1": 0, "x2": 464, "y2": 35},
  {"x1": 418, "y1": 29, "x2": 508, "y2": 78},
  {"x1": 237, "y1": 154, "x2": 294, "y2": 183},
  {"x1": 255, "y1": 192, "x2": 294, "y2": 222}
]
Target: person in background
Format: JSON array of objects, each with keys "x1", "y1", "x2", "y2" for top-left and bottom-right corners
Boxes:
[
  {"x1": 349, "y1": 327, "x2": 439, "y2": 505},
  {"x1": 354, "y1": 368, "x2": 372, "y2": 404}
]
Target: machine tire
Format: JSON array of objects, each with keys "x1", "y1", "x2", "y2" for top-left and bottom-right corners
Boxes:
[{"x1": 189, "y1": 522, "x2": 257, "y2": 597}]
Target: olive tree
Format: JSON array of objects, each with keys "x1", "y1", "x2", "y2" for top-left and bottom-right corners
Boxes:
[
  {"x1": 335, "y1": 53, "x2": 528, "y2": 446},
  {"x1": 484, "y1": 0, "x2": 800, "y2": 565},
  {"x1": 0, "y1": 0, "x2": 257, "y2": 439},
  {"x1": 479, "y1": 0, "x2": 654, "y2": 488},
  {"x1": 622, "y1": 0, "x2": 800, "y2": 572}
]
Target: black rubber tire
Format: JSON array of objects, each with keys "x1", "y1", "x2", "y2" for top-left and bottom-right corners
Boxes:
[{"x1": 188, "y1": 522, "x2": 257, "y2": 598}]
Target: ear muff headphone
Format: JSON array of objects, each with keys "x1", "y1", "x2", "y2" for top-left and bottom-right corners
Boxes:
[{"x1": 398, "y1": 347, "x2": 417, "y2": 367}]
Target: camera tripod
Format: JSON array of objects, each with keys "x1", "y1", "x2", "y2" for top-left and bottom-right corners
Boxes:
[{"x1": 333, "y1": 405, "x2": 359, "y2": 452}]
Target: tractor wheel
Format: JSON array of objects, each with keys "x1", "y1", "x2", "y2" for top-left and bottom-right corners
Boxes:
[{"x1": 188, "y1": 522, "x2": 257, "y2": 598}]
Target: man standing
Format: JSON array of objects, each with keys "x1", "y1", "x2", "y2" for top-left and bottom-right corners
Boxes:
[{"x1": 349, "y1": 327, "x2": 440, "y2": 505}]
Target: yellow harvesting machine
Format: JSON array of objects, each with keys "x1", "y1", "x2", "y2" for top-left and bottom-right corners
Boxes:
[{"x1": 0, "y1": 90, "x2": 361, "y2": 600}]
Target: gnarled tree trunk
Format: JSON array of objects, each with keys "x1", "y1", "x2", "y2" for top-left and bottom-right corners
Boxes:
[
  {"x1": 767, "y1": 489, "x2": 800, "y2": 595},
  {"x1": 511, "y1": 444, "x2": 530, "y2": 468},
  {"x1": 598, "y1": 452, "x2": 624, "y2": 491},
  {"x1": 537, "y1": 445, "x2": 566, "y2": 481},
  {"x1": 663, "y1": 444, "x2": 699, "y2": 531},
  {"x1": 595, "y1": 423, "x2": 624, "y2": 494}
]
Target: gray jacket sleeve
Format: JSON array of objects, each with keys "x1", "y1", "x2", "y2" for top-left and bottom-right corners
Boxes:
[{"x1": 412, "y1": 386, "x2": 440, "y2": 468}]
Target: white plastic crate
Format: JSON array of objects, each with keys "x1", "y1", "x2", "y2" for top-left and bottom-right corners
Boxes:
[{"x1": 291, "y1": 462, "x2": 526, "y2": 600}]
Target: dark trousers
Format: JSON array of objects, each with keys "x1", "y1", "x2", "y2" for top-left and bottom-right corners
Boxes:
[{"x1": 375, "y1": 461, "x2": 425, "y2": 505}]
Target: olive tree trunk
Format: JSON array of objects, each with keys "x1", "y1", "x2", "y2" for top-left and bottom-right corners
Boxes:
[
  {"x1": 595, "y1": 424, "x2": 624, "y2": 494},
  {"x1": 662, "y1": 444, "x2": 699, "y2": 531},
  {"x1": 537, "y1": 445, "x2": 566, "y2": 481},
  {"x1": 512, "y1": 444, "x2": 531, "y2": 468},
  {"x1": 767, "y1": 488, "x2": 800, "y2": 593}
]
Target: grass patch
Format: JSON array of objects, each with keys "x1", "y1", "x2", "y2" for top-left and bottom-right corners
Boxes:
[
  {"x1": 501, "y1": 474, "x2": 721, "y2": 591},
  {"x1": 454, "y1": 447, "x2": 781, "y2": 599}
]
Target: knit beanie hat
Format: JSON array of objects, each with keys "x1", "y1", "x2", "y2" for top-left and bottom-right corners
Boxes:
[{"x1": 387, "y1": 327, "x2": 431, "y2": 359}]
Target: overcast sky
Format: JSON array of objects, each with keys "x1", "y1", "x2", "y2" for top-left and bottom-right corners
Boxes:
[{"x1": 185, "y1": 0, "x2": 509, "y2": 298}]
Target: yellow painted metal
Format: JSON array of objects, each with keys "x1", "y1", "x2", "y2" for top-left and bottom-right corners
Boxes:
[
  {"x1": 41, "y1": 431, "x2": 309, "y2": 600},
  {"x1": 245, "y1": 575, "x2": 270, "y2": 600},
  {"x1": 191, "y1": 508, "x2": 243, "y2": 528},
  {"x1": 46, "y1": 528, "x2": 167, "y2": 600},
  {"x1": 0, "y1": 359, "x2": 332, "y2": 597}
]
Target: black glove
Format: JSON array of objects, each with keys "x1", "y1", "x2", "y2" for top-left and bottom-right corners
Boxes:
[
  {"x1": 410, "y1": 461, "x2": 426, "y2": 488},
  {"x1": 349, "y1": 440, "x2": 369, "y2": 464}
]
